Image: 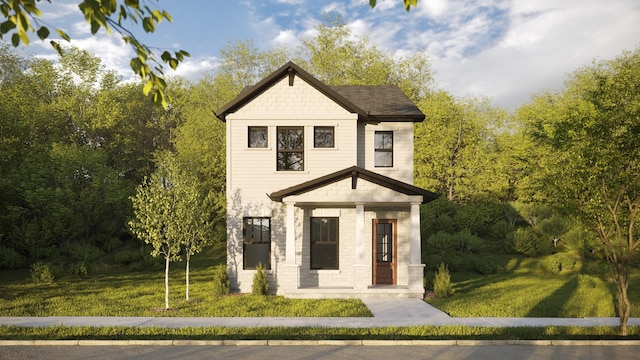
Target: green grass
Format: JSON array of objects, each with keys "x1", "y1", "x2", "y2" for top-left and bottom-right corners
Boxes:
[
  {"x1": 427, "y1": 256, "x2": 640, "y2": 318},
  {"x1": 1, "y1": 325, "x2": 639, "y2": 340},
  {"x1": 0, "y1": 243, "x2": 370, "y2": 317}
]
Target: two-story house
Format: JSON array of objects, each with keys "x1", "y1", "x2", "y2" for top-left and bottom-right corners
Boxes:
[{"x1": 215, "y1": 61, "x2": 438, "y2": 298}]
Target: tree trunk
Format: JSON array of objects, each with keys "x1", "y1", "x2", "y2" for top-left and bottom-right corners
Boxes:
[
  {"x1": 618, "y1": 284, "x2": 631, "y2": 336},
  {"x1": 185, "y1": 253, "x2": 190, "y2": 301},
  {"x1": 164, "y1": 254, "x2": 170, "y2": 309}
]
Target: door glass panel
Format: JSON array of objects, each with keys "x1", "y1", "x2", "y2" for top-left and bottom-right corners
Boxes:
[{"x1": 376, "y1": 223, "x2": 393, "y2": 263}]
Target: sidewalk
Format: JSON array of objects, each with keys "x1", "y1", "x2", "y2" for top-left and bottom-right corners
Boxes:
[{"x1": 1, "y1": 298, "x2": 639, "y2": 328}]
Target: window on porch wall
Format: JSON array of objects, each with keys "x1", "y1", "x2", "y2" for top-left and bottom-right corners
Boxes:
[
  {"x1": 310, "y1": 217, "x2": 339, "y2": 270},
  {"x1": 243, "y1": 217, "x2": 271, "y2": 270}
]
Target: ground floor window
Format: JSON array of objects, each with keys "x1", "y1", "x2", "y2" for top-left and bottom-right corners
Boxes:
[
  {"x1": 310, "y1": 217, "x2": 339, "y2": 270},
  {"x1": 243, "y1": 217, "x2": 270, "y2": 270}
]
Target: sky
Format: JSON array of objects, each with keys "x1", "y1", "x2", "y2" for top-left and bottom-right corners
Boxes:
[{"x1": 23, "y1": 0, "x2": 640, "y2": 110}]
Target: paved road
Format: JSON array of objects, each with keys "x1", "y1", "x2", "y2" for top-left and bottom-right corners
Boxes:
[{"x1": 1, "y1": 344, "x2": 638, "y2": 360}]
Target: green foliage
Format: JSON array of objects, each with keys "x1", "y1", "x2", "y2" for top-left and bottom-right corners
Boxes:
[
  {"x1": 211, "y1": 264, "x2": 230, "y2": 296},
  {"x1": 113, "y1": 249, "x2": 143, "y2": 265},
  {"x1": 450, "y1": 229, "x2": 484, "y2": 253},
  {"x1": 0, "y1": 245, "x2": 25, "y2": 269},
  {"x1": 540, "y1": 253, "x2": 578, "y2": 274},
  {"x1": 68, "y1": 242, "x2": 103, "y2": 263},
  {"x1": 0, "y1": 0, "x2": 188, "y2": 108},
  {"x1": 504, "y1": 226, "x2": 553, "y2": 257},
  {"x1": 434, "y1": 262, "x2": 454, "y2": 298},
  {"x1": 489, "y1": 220, "x2": 514, "y2": 240},
  {"x1": 71, "y1": 262, "x2": 88, "y2": 278},
  {"x1": 30, "y1": 262, "x2": 55, "y2": 285},
  {"x1": 473, "y1": 257, "x2": 501, "y2": 275},
  {"x1": 252, "y1": 262, "x2": 269, "y2": 296}
]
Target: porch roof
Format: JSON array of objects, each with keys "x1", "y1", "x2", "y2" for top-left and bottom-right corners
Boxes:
[{"x1": 268, "y1": 166, "x2": 439, "y2": 204}]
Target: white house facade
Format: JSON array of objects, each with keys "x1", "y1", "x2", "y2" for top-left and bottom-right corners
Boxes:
[{"x1": 215, "y1": 62, "x2": 437, "y2": 298}]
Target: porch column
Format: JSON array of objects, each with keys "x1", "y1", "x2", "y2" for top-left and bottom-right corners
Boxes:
[
  {"x1": 355, "y1": 203, "x2": 365, "y2": 265},
  {"x1": 410, "y1": 202, "x2": 421, "y2": 265},
  {"x1": 353, "y1": 202, "x2": 368, "y2": 290},
  {"x1": 285, "y1": 202, "x2": 296, "y2": 265}
]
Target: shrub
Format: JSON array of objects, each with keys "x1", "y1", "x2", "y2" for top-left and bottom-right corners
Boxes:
[
  {"x1": 454, "y1": 199, "x2": 504, "y2": 236},
  {"x1": 426, "y1": 231, "x2": 454, "y2": 251},
  {"x1": 114, "y1": 249, "x2": 143, "y2": 265},
  {"x1": 489, "y1": 220, "x2": 513, "y2": 240},
  {"x1": 212, "y1": 264, "x2": 230, "y2": 296},
  {"x1": 450, "y1": 229, "x2": 483, "y2": 253},
  {"x1": 424, "y1": 271, "x2": 436, "y2": 291},
  {"x1": 71, "y1": 262, "x2": 88, "y2": 278},
  {"x1": 0, "y1": 245, "x2": 26, "y2": 270},
  {"x1": 30, "y1": 262, "x2": 55, "y2": 285},
  {"x1": 102, "y1": 237, "x2": 123, "y2": 252},
  {"x1": 252, "y1": 262, "x2": 269, "y2": 295},
  {"x1": 541, "y1": 253, "x2": 578, "y2": 274},
  {"x1": 505, "y1": 228, "x2": 537, "y2": 256},
  {"x1": 473, "y1": 257, "x2": 500, "y2": 275},
  {"x1": 433, "y1": 262, "x2": 454, "y2": 298},
  {"x1": 69, "y1": 242, "x2": 103, "y2": 262}
]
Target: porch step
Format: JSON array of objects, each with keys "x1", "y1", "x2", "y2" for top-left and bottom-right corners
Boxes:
[{"x1": 283, "y1": 286, "x2": 424, "y2": 299}]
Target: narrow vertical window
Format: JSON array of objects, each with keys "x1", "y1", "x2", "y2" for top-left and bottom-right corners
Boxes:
[
  {"x1": 314, "y1": 126, "x2": 334, "y2": 148},
  {"x1": 374, "y1": 131, "x2": 393, "y2": 167},
  {"x1": 243, "y1": 217, "x2": 271, "y2": 269},
  {"x1": 310, "y1": 217, "x2": 339, "y2": 270},
  {"x1": 277, "y1": 127, "x2": 304, "y2": 171},
  {"x1": 248, "y1": 126, "x2": 268, "y2": 148}
]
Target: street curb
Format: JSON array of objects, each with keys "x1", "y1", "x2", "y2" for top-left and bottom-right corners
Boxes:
[{"x1": 2, "y1": 340, "x2": 640, "y2": 346}]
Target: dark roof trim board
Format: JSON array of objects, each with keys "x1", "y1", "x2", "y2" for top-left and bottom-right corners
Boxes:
[
  {"x1": 214, "y1": 61, "x2": 425, "y2": 123},
  {"x1": 268, "y1": 166, "x2": 439, "y2": 204}
]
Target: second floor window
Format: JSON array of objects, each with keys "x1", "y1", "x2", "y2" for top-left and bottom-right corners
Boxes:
[
  {"x1": 314, "y1": 126, "x2": 334, "y2": 148},
  {"x1": 374, "y1": 131, "x2": 393, "y2": 167},
  {"x1": 248, "y1": 126, "x2": 268, "y2": 148},
  {"x1": 277, "y1": 127, "x2": 304, "y2": 171}
]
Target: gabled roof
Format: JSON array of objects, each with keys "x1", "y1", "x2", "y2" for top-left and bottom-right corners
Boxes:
[
  {"x1": 214, "y1": 61, "x2": 425, "y2": 122},
  {"x1": 268, "y1": 166, "x2": 439, "y2": 204}
]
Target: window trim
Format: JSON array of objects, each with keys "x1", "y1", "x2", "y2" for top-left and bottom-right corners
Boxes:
[
  {"x1": 310, "y1": 217, "x2": 339, "y2": 270},
  {"x1": 248, "y1": 126, "x2": 268, "y2": 148},
  {"x1": 242, "y1": 217, "x2": 271, "y2": 270},
  {"x1": 313, "y1": 126, "x2": 335, "y2": 148},
  {"x1": 277, "y1": 126, "x2": 304, "y2": 171},
  {"x1": 374, "y1": 131, "x2": 394, "y2": 167}
]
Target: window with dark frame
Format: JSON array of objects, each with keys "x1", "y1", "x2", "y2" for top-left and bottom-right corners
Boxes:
[
  {"x1": 310, "y1": 217, "x2": 339, "y2": 270},
  {"x1": 243, "y1": 217, "x2": 271, "y2": 270},
  {"x1": 374, "y1": 131, "x2": 393, "y2": 167},
  {"x1": 248, "y1": 126, "x2": 268, "y2": 148},
  {"x1": 277, "y1": 126, "x2": 304, "y2": 171},
  {"x1": 314, "y1": 126, "x2": 334, "y2": 148}
]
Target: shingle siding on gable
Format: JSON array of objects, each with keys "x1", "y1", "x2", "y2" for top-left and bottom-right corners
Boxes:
[{"x1": 226, "y1": 76, "x2": 354, "y2": 120}]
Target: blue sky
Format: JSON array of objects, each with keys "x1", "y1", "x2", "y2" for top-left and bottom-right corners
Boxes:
[{"x1": 23, "y1": 0, "x2": 640, "y2": 109}]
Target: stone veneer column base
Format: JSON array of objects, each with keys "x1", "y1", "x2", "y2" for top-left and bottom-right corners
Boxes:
[
  {"x1": 408, "y1": 264, "x2": 426, "y2": 294},
  {"x1": 279, "y1": 264, "x2": 300, "y2": 295},
  {"x1": 353, "y1": 264, "x2": 370, "y2": 291}
]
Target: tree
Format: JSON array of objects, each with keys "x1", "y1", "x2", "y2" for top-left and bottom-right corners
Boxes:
[
  {"x1": 129, "y1": 151, "x2": 215, "y2": 305},
  {"x1": 414, "y1": 92, "x2": 505, "y2": 202},
  {"x1": 129, "y1": 162, "x2": 182, "y2": 310},
  {"x1": 0, "y1": 0, "x2": 189, "y2": 108},
  {"x1": 520, "y1": 48, "x2": 640, "y2": 335}
]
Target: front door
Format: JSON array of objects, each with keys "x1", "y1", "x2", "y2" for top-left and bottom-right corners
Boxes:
[{"x1": 373, "y1": 219, "x2": 397, "y2": 285}]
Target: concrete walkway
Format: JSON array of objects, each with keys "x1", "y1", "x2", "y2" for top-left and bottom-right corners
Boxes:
[{"x1": 1, "y1": 298, "x2": 639, "y2": 328}]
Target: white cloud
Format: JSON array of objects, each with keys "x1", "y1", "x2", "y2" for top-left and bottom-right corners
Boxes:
[
  {"x1": 169, "y1": 56, "x2": 219, "y2": 80},
  {"x1": 429, "y1": 0, "x2": 640, "y2": 109}
]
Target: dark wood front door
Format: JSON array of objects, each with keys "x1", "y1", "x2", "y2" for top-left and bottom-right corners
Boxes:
[{"x1": 373, "y1": 219, "x2": 397, "y2": 285}]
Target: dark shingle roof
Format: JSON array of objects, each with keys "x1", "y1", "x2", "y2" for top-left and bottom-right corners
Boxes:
[
  {"x1": 330, "y1": 85, "x2": 424, "y2": 120},
  {"x1": 268, "y1": 166, "x2": 439, "y2": 204},
  {"x1": 215, "y1": 61, "x2": 424, "y2": 122}
]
